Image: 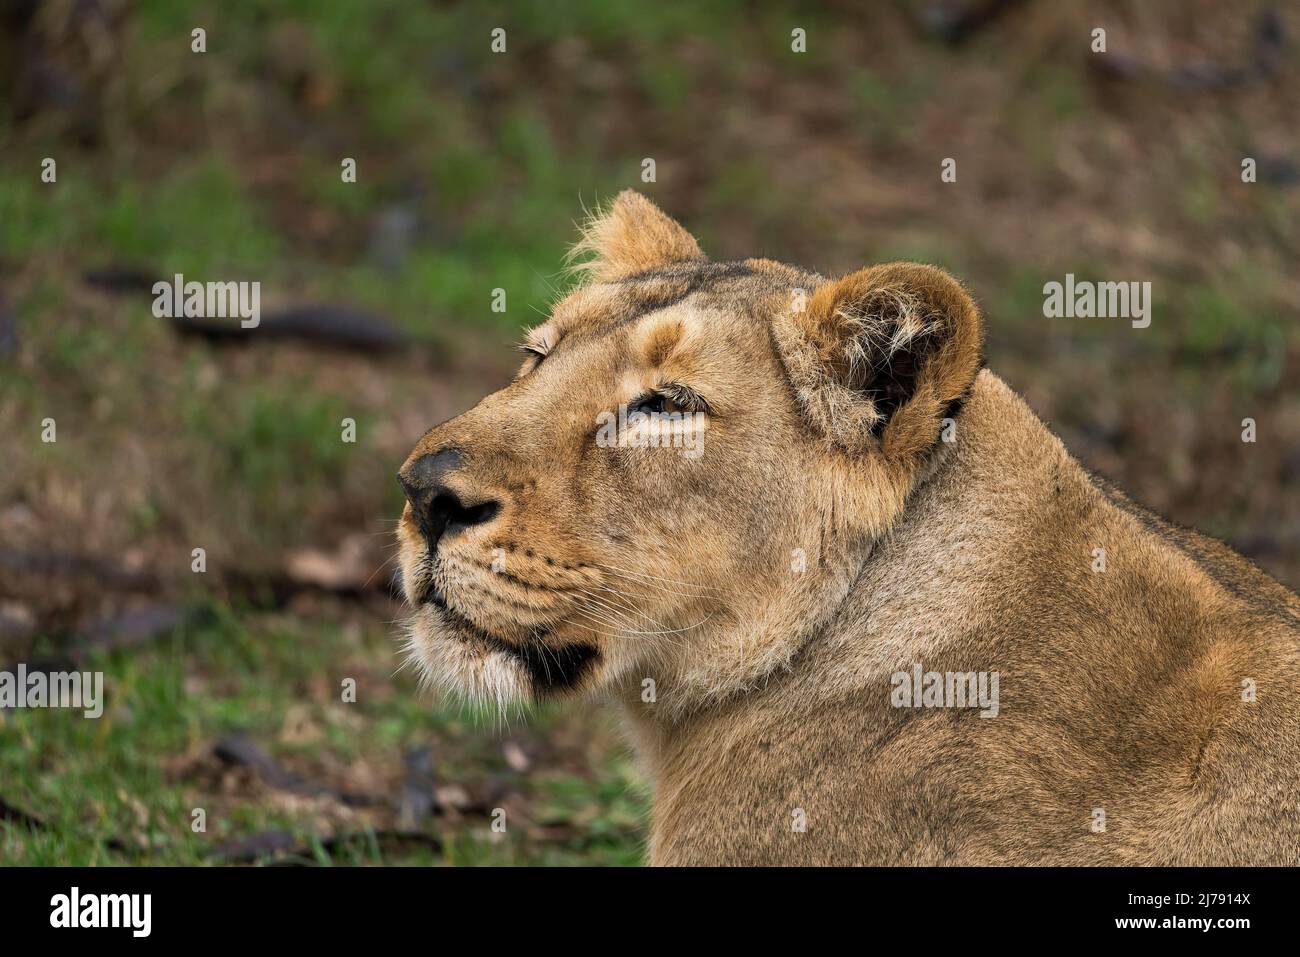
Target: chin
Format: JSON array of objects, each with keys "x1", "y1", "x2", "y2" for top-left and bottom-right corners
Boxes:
[{"x1": 403, "y1": 604, "x2": 601, "y2": 707}]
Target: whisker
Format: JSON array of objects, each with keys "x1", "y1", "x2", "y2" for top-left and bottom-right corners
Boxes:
[
  {"x1": 362, "y1": 554, "x2": 400, "y2": 591},
  {"x1": 572, "y1": 587, "x2": 666, "y2": 628},
  {"x1": 587, "y1": 562, "x2": 724, "y2": 595},
  {"x1": 588, "y1": 574, "x2": 719, "y2": 606},
  {"x1": 568, "y1": 599, "x2": 695, "y2": 642}
]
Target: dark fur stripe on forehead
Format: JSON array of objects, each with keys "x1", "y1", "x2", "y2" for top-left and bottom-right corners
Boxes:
[
  {"x1": 576, "y1": 262, "x2": 764, "y2": 334},
  {"x1": 630, "y1": 260, "x2": 815, "y2": 312},
  {"x1": 617, "y1": 261, "x2": 759, "y2": 307},
  {"x1": 621, "y1": 261, "x2": 757, "y2": 287},
  {"x1": 549, "y1": 259, "x2": 812, "y2": 348}
]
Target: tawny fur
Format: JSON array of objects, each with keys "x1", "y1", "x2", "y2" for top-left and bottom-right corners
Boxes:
[{"x1": 397, "y1": 191, "x2": 1300, "y2": 866}]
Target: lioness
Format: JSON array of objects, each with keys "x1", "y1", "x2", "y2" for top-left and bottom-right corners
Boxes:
[{"x1": 396, "y1": 191, "x2": 1300, "y2": 865}]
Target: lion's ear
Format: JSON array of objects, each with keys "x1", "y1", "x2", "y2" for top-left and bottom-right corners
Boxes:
[
  {"x1": 567, "y1": 190, "x2": 706, "y2": 282},
  {"x1": 774, "y1": 262, "x2": 984, "y2": 459}
]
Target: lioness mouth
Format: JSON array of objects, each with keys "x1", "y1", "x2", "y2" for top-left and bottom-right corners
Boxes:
[
  {"x1": 429, "y1": 589, "x2": 599, "y2": 693},
  {"x1": 493, "y1": 639, "x2": 599, "y2": 694}
]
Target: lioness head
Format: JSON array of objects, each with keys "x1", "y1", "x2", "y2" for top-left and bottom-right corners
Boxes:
[{"x1": 397, "y1": 191, "x2": 983, "y2": 712}]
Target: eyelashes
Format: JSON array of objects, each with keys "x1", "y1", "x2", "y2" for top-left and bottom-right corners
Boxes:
[
  {"x1": 655, "y1": 381, "x2": 712, "y2": 416},
  {"x1": 510, "y1": 340, "x2": 712, "y2": 417}
]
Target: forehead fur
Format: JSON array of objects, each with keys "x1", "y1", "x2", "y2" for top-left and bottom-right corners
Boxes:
[
  {"x1": 634, "y1": 309, "x2": 688, "y2": 367},
  {"x1": 544, "y1": 275, "x2": 694, "y2": 342},
  {"x1": 536, "y1": 260, "x2": 792, "y2": 350},
  {"x1": 625, "y1": 304, "x2": 754, "y2": 415}
]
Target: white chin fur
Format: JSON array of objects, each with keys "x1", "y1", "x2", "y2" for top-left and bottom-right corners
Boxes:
[{"x1": 403, "y1": 610, "x2": 531, "y2": 709}]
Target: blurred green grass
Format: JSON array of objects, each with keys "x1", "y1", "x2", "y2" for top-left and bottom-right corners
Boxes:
[{"x1": 2, "y1": 601, "x2": 647, "y2": 865}]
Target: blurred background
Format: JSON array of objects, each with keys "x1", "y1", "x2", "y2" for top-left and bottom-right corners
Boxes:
[{"x1": 1, "y1": 0, "x2": 1297, "y2": 865}]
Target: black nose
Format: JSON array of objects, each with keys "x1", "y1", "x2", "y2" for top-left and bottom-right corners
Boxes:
[{"x1": 398, "y1": 449, "x2": 500, "y2": 551}]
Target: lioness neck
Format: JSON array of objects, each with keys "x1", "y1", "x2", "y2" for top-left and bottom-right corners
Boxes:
[
  {"x1": 622, "y1": 371, "x2": 1077, "y2": 858},
  {"x1": 622, "y1": 371, "x2": 1300, "y2": 865}
]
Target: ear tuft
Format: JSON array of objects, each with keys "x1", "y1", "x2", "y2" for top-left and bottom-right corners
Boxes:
[
  {"x1": 774, "y1": 262, "x2": 984, "y2": 459},
  {"x1": 566, "y1": 191, "x2": 706, "y2": 282}
]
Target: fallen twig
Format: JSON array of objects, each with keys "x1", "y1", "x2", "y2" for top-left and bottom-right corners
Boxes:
[{"x1": 213, "y1": 734, "x2": 386, "y2": 808}]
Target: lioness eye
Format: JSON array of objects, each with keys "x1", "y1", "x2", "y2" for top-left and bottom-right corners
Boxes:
[{"x1": 630, "y1": 393, "x2": 682, "y2": 416}]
